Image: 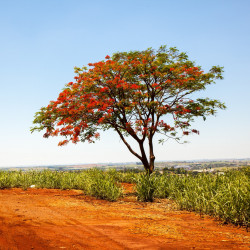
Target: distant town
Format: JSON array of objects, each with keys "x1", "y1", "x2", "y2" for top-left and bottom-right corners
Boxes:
[{"x1": 1, "y1": 158, "x2": 249, "y2": 173}]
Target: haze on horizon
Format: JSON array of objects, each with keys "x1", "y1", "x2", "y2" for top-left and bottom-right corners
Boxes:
[{"x1": 0, "y1": 0, "x2": 250, "y2": 168}]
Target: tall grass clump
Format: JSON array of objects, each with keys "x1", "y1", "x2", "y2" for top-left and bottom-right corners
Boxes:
[
  {"x1": 118, "y1": 171, "x2": 139, "y2": 183},
  {"x1": 136, "y1": 172, "x2": 158, "y2": 202},
  {"x1": 0, "y1": 170, "x2": 36, "y2": 190},
  {"x1": 86, "y1": 169, "x2": 123, "y2": 201},
  {"x1": 210, "y1": 169, "x2": 249, "y2": 227},
  {"x1": 146, "y1": 167, "x2": 249, "y2": 228},
  {"x1": 106, "y1": 168, "x2": 140, "y2": 183},
  {"x1": 173, "y1": 169, "x2": 249, "y2": 228},
  {"x1": 0, "y1": 169, "x2": 123, "y2": 201}
]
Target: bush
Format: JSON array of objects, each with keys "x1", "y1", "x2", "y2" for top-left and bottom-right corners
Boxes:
[{"x1": 136, "y1": 173, "x2": 158, "y2": 202}]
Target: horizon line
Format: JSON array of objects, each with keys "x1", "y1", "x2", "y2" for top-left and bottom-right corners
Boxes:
[{"x1": 0, "y1": 157, "x2": 249, "y2": 169}]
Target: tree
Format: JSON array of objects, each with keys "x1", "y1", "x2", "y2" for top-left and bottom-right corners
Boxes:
[{"x1": 31, "y1": 45, "x2": 226, "y2": 173}]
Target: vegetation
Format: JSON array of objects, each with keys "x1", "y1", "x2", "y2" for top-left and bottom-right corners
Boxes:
[
  {"x1": 108, "y1": 167, "x2": 249, "y2": 228},
  {"x1": 0, "y1": 169, "x2": 122, "y2": 201},
  {"x1": 0, "y1": 167, "x2": 248, "y2": 228},
  {"x1": 31, "y1": 45, "x2": 225, "y2": 173},
  {"x1": 135, "y1": 172, "x2": 158, "y2": 202},
  {"x1": 134, "y1": 167, "x2": 250, "y2": 228}
]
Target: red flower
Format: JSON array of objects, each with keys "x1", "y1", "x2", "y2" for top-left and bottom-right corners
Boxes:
[
  {"x1": 192, "y1": 129, "x2": 199, "y2": 134},
  {"x1": 58, "y1": 140, "x2": 68, "y2": 146}
]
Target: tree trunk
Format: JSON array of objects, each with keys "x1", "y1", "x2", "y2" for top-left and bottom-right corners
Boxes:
[
  {"x1": 116, "y1": 127, "x2": 155, "y2": 174},
  {"x1": 139, "y1": 142, "x2": 151, "y2": 173},
  {"x1": 148, "y1": 133, "x2": 155, "y2": 174}
]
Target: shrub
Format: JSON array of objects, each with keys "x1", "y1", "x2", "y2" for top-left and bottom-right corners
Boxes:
[{"x1": 136, "y1": 172, "x2": 158, "y2": 202}]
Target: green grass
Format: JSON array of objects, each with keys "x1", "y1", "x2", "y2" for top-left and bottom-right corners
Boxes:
[
  {"x1": 135, "y1": 172, "x2": 158, "y2": 202},
  {"x1": 0, "y1": 169, "x2": 122, "y2": 201},
  {"x1": 134, "y1": 167, "x2": 250, "y2": 228},
  {"x1": 0, "y1": 167, "x2": 249, "y2": 227}
]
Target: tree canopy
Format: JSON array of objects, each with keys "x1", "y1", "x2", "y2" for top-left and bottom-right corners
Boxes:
[{"x1": 31, "y1": 45, "x2": 226, "y2": 173}]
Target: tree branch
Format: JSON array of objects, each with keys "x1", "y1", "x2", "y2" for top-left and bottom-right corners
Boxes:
[{"x1": 114, "y1": 127, "x2": 142, "y2": 161}]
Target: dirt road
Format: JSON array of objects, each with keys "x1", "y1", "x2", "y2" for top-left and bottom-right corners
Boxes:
[{"x1": 0, "y1": 186, "x2": 249, "y2": 249}]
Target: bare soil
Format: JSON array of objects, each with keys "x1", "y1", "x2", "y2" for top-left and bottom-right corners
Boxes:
[{"x1": 0, "y1": 184, "x2": 249, "y2": 249}]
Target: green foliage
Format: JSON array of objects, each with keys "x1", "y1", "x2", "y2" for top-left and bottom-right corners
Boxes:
[
  {"x1": 136, "y1": 167, "x2": 249, "y2": 228},
  {"x1": 105, "y1": 168, "x2": 141, "y2": 183},
  {"x1": 87, "y1": 169, "x2": 122, "y2": 201},
  {"x1": 1, "y1": 168, "x2": 248, "y2": 227},
  {"x1": 0, "y1": 169, "x2": 122, "y2": 201},
  {"x1": 135, "y1": 172, "x2": 158, "y2": 202},
  {"x1": 31, "y1": 45, "x2": 226, "y2": 173}
]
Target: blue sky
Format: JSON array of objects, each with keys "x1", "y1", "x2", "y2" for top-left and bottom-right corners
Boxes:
[{"x1": 0, "y1": 0, "x2": 249, "y2": 167}]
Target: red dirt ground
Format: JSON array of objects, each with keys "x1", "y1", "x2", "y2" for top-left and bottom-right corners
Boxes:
[{"x1": 0, "y1": 184, "x2": 249, "y2": 249}]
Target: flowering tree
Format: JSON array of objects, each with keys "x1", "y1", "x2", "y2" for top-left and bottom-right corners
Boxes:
[{"x1": 31, "y1": 46, "x2": 225, "y2": 173}]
